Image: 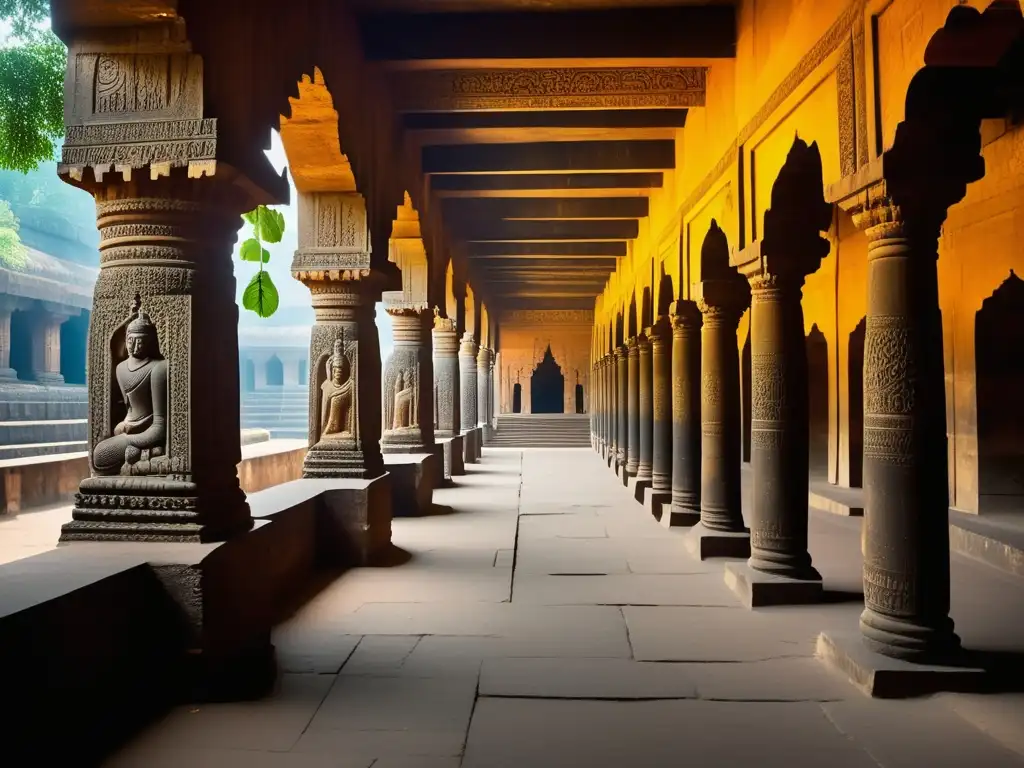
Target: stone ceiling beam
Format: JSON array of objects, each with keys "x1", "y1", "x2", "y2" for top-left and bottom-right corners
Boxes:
[
  {"x1": 391, "y1": 67, "x2": 705, "y2": 112},
  {"x1": 404, "y1": 109, "x2": 689, "y2": 131},
  {"x1": 465, "y1": 241, "x2": 626, "y2": 256},
  {"x1": 422, "y1": 140, "x2": 675, "y2": 174},
  {"x1": 457, "y1": 219, "x2": 639, "y2": 241},
  {"x1": 499, "y1": 297, "x2": 596, "y2": 311},
  {"x1": 430, "y1": 171, "x2": 663, "y2": 194},
  {"x1": 472, "y1": 258, "x2": 618, "y2": 270},
  {"x1": 442, "y1": 197, "x2": 649, "y2": 219},
  {"x1": 358, "y1": 7, "x2": 737, "y2": 60}
]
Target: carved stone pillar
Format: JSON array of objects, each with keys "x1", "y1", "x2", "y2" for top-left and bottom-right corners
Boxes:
[
  {"x1": 460, "y1": 332, "x2": 479, "y2": 462},
  {"x1": 648, "y1": 317, "x2": 672, "y2": 510},
  {"x1": 854, "y1": 196, "x2": 960, "y2": 661},
  {"x1": 31, "y1": 307, "x2": 71, "y2": 385},
  {"x1": 293, "y1": 192, "x2": 385, "y2": 480},
  {"x1": 725, "y1": 137, "x2": 832, "y2": 605},
  {"x1": 381, "y1": 307, "x2": 434, "y2": 454},
  {"x1": 685, "y1": 277, "x2": 751, "y2": 559},
  {"x1": 0, "y1": 298, "x2": 22, "y2": 381},
  {"x1": 478, "y1": 345, "x2": 492, "y2": 439},
  {"x1": 667, "y1": 301, "x2": 702, "y2": 527},
  {"x1": 625, "y1": 337, "x2": 641, "y2": 477},
  {"x1": 432, "y1": 314, "x2": 461, "y2": 438},
  {"x1": 607, "y1": 354, "x2": 616, "y2": 466},
  {"x1": 615, "y1": 345, "x2": 628, "y2": 473},
  {"x1": 61, "y1": 179, "x2": 253, "y2": 542},
  {"x1": 636, "y1": 333, "x2": 654, "y2": 487},
  {"x1": 489, "y1": 357, "x2": 496, "y2": 427}
]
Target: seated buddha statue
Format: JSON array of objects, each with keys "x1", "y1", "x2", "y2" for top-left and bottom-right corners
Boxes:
[
  {"x1": 93, "y1": 301, "x2": 168, "y2": 475},
  {"x1": 321, "y1": 338, "x2": 353, "y2": 438},
  {"x1": 392, "y1": 370, "x2": 414, "y2": 430}
]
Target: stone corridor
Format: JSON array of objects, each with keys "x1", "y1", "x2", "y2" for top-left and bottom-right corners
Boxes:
[{"x1": 105, "y1": 449, "x2": 1024, "y2": 768}]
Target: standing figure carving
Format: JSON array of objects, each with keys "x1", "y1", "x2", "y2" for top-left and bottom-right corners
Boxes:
[
  {"x1": 321, "y1": 336, "x2": 354, "y2": 438},
  {"x1": 392, "y1": 369, "x2": 416, "y2": 429},
  {"x1": 93, "y1": 296, "x2": 169, "y2": 476}
]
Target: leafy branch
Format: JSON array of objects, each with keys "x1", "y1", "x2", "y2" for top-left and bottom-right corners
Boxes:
[
  {"x1": 239, "y1": 205, "x2": 284, "y2": 319},
  {"x1": 0, "y1": 199, "x2": 27, "y2": 270}
]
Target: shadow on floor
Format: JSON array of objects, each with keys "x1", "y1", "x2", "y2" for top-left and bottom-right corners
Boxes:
[{"x1": 820, "y1": 589, "x2": 865, "y2": 604}]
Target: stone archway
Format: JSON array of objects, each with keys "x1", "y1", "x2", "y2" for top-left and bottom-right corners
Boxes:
[
  {"x1": 847, "y1": 318, "x2": 865, "y2": 488},
  {"x1": 807, "y1": 324, "x2": 829, "y2": 478},
  {"x1": 976, "y1": 270, "x2": 1024, "y2": 510},
  {"x1": 266, "y1": 354, "x2": 284, "y2": 387},
  {"x1": 531, "y1": 346, "x2": 564, "y2": 414}
]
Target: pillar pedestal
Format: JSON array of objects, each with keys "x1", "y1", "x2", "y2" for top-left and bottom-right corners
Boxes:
[
  {"x1": 685, "y1": 276, "x2": 751, "y2": 560},
  {"x1": 432, "y1": 313, "x2": 463, "y2": 480},
  {"x1": 61, "y1": 180, "x2": 253, "y2": 542},
  {"x1": 665, "y1": 301, "x2": 701, "y2": 528}
]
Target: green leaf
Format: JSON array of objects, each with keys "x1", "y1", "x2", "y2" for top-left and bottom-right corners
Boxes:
[
  {"x1": 240, "y1": 238, "x2": 269, "y2": 263},
  {"x1": 242, "y1": 209, "x2": 259, "y2": 227},
  {"x1": 258, "y1": 207, "x2": 286, "y2": 244},
  {"x1": 242, "y1": 271, "x2": 279, "y2": 319}
]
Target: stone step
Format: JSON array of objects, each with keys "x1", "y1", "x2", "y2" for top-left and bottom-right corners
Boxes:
[
  {"x1": 0, "y1": 400, "x2": 90, "y2": 421},
  {"x1": 0, "y1": 418, "x2": 88, "y2": 446},
  {"x1": 266, "y1": 427, "x2": 308, "y2": 440},
  {"x1": 0, "y1": 440, "x2": 89, "y2": 460}
]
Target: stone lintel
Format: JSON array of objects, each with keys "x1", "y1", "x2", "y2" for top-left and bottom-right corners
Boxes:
[
  {"x1": 421, "y1": 140, "x2": 675, "y2": 175},
  {"x1": 816, "y1": 632, "x2": 986, "y2": 699},
  {"x1": 684, "y1": 522, "x2": 751, "y2": 561},
  {"x1": 724, "y1": 561, "x2": 823, "y2": 609},
  {"x1": 825, "y1": 155, "x2": 885, "y2": 209}
]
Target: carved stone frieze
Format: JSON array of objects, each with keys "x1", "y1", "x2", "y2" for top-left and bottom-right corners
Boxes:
[
  {"x1": 394, "y1": 67, "x2": 707, "y2": 111},
  {"x1": 293, "y1": 192, "x2": 372, "y2": 274}
]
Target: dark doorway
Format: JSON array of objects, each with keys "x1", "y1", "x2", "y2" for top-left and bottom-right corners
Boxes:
[
  {"x1": 9, "y1": 309, "x2": 31, "y2": 381},
  {"x1": 60, "y1": 311, "x2": 89, "y2": 385},
  {"x1": 575, "y1": 383, "x2": 584, "y2": 414},
  {"x1": 741, "y1": 328, "x2": 752, "y2": 463},
  {"x1": 807, "y1": 324, "x2": 829, "y2": 478},
  {"x1": 266, "y1": 354, "x2": 284, "y2": 387},
  {"x1": 242, "y1": 359, "x2": 256, "y2": 392},
  {"x1": 976, "y1": 271, "x2": 1024, "y2": 509},
  {"x1": 531, "y1": 346, "x2": 564, "y2": 414},
  {"x1": 847, "y1": 318, "x2": 865, "y2": 488},
  {"x1": 512, "y1": 382, "x2": 522, "y2": 413}
]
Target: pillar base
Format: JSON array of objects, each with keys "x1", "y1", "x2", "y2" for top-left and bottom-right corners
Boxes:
[
  {"x1": 815, "y1": 632, "x2": 985, "y2": 699},
  {"x1": 724, "y1": 561, "x2": 822, "y2": 608},
  {"x1": 615, "y1": 461, "x2": 630, "y2": 487},
  {"x1": 659, "y1": 504, "x2": 701, "y2": 529},
  {"x1": 383, "y1": 453, "x2": 438, "y2": 517},
  {"x1": 61, "y1": 476, "x2": 252, "y2": 543},
  {"x1": 684, "y1": 522, "x2": 751, "y2": 560},
  {"x1": 33, "y1": 371, "x2": 65, "y2": 386},
  {"x1": 627, "y1": 474, "x2": 652, "y2": 504},
  {"x1": 302, "y1": 441, "x2": 383, "y2": 480},
  {"x1": 642, "y1": 487, "x2": 671, "y2": 521}
]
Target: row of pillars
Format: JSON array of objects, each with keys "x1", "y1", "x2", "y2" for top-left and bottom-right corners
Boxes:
[
  {"x1": 0, "y1": 299, "x2": 83, "y2": 385},
  {"x1": 591, "y1": 139, "x2": 963, "y2": 666}
]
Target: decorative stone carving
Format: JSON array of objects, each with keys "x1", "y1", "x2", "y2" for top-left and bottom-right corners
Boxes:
[
  {"x1": 649, "y1": 318, "x2": 672, "y2": 495},
  {"x1": 668, "y1": 301, "x2": 702, "y2": 525},
  {"x1": 393, "y1": 67, "x2": 708, "y2": 111},
  {"x1": 294, "y1": 192, "x2": 372, "y2": 273},
  {"x1": 61, "y1": 178, "x2": 252, "y2": 543},
  {"x1": 625, "y1": 337, "x2": 641, "y2": 477},
  {"x1": 381, "y1": 307, "x2": 434, "y2": 454},
  {"x1": 636, "y1": 332, "x2": 654, "y2": 483},
  {"x1": 93, "y1": 296, "x2": 169, "y2": 476},
  {"x1": 433, "y1": 310, "x2": 461, "y2": 440},
  {"x1": 615, "y1": 345, "x2": 629, "y2": 469},
  {"x1": 459, "y1": 332, "x2": 479, "y2": 433},
  {"x1": 477, "y1": 346, "x2": 492, "y2": 432},
  {"x1": 320, "y1": 336, "x2": 355, "y2": 439}
]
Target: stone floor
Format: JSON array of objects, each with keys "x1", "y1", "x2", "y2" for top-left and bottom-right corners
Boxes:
[{"x1": 12, "y1": 448, "x2": 1024, "y2": 766}]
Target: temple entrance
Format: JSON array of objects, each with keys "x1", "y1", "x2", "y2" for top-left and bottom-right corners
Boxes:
[
  {"x1": 976, "y1": 271, "x2": 1024, "y2": 511},
  {"x1": 531, "y1": 346, "x2": 564, "y2": 414},
  {"x1": 242, "y1": 359, "x2": 256, "y2": 393},
  {"x1": 741, "y1": 328, "x2": 752, "y2": 463},
  {"x1": 266, "y1": 354, "x2": 284, "y2": 387},
  {"x1": 807, "y1": 325, "x2": 829, "y2": 479},
  {"x1": 60, "y1": 312, "x2": 88, "y2": 385},
  {"x1": 512, "y1": 382, "x2": 522, "y2": 413},
  {"x1": 575, "y1": 383, "x2": 584, "y2": 414},
  {"x1": 847, "y1": 318, "x2": 865, "y2": 488}
]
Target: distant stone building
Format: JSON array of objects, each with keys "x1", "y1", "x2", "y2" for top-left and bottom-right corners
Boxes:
[{"x1": 238, "y1": 324, "x2": 310, "y2": 439}]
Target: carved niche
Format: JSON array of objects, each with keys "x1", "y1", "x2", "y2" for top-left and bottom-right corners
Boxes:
[
  {"x1": 313, "y1": 329, "x2": 359, "y2": 446},
  {"x1": 383, "y1": 357, "x2": 420, "y2": 433}
]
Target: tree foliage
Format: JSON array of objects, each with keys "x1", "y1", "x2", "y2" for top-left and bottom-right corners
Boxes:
[
  {"x1": 240, "y1": 205, "x2": 284, "y2": 319},
  {"x1": 0, "y1": 1, "x2": 66, "y2": 172},
  {"x1": 0, "y1": 199, "x2": 27, "y2": 270}
]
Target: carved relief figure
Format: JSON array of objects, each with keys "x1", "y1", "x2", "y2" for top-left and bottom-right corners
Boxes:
[
  {"x1": 321, "y1": 337, "x2": 354, "y2": 438},
  {"x1": 392, "y1": 370, "x2": 415, "y2": 429},
  {"x1": 93, "y1": 297, "x2": 168, "y2": 476}
]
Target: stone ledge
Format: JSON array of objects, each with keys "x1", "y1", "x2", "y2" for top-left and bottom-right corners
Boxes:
[
  {"x1": 684, "y1": 522, "x2": 751, "y2": 560},
  {"x1": 724, "y1": 561, "x2": 823, "y2": 609},
  {"x1": 808, "y1": 480, "x2": 864, "y2": 517},
  {"x1": 948, "y1": 509, "x2": 1024, "y2": 578},
  {"x1": 384, "y1": 453, "x2": 438, "y2": 517},
  {"x1": 816, "y1": 632, "x2": 986, "y2": 699}
]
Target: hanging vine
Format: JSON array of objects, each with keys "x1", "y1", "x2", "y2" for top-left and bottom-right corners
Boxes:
[{"x1": 239, "y1": 205, "x2": 284, "y2": 319}]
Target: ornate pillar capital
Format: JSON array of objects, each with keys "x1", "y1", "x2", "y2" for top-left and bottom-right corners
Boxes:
[{"x1": 692, "y1": 279, "x2": 750, "y2": 327}]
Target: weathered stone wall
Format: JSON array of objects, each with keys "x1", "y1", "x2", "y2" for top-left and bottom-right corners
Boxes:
[{"x1": 595, "y1": 0, "x2": 1024, "y2": 513}]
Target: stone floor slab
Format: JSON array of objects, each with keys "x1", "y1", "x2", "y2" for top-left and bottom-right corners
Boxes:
[
  {"x1": 683, "y1": 657, "x2": 855, "y2": 701},
  {"x1": 513, "y1": 572, "x2": 738, "y2": 606},
  {"x1": 478, "y1": 657, "x2": 698, "y2": 699}
]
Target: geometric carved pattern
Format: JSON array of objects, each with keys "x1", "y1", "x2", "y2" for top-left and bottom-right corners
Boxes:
[
  {"x1": 863, "y1": 315, "x2": 914, "y2": 416},
  {"x1": 750, "y1": 351, "x2": 785, "y2": 423},
  {"x1": 863, "y1": 561, "x2": 915, "y2": 617}
]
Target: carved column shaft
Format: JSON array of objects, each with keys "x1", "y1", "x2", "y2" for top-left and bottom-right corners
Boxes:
[
  {"x1": 477, "y1": 346, "x2": 491, "y2": 429},
  {"x1": 381, "y1": 307, "x2": 434, "y2": 454},
  {"x1": 747, "y1": 276, "x2": 816, "y2": 577},
  {"x1": 698, "y1": 301, "x2": 746, "y2": 532},
  {"x1": 626, "y1": 338, "x2": 640, "y2": 476},
  {"x1": 615, "y1": 346, "x2": 628, "y2": 467},
  {"x1": 31, "y1": 310, "x2": 68, "y2": 384},
  {"x1": 459, "y1": 333, "x2": 479, "y2": 433},
  {"x1": 62, "y1": 182, "x2": 252, "y2": 542},
  {"x1": 637, "y1": 333, "x2": 654, "y2": 483},
  {"x1": 432, "y1": 320, "x2": 460, "y2": 438},
  {"x1": 0, "y1": 308, "x2": 14, "y2": 379},
  {"x1": 650, "y1": 320, "x2": 672, "y2": 493},
  {"x1": 857, "y1": 202, "x2": 958, "y2": 661},
  {"x1": 671, "y1": 302, "x2": 702, "y2": 517}
]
